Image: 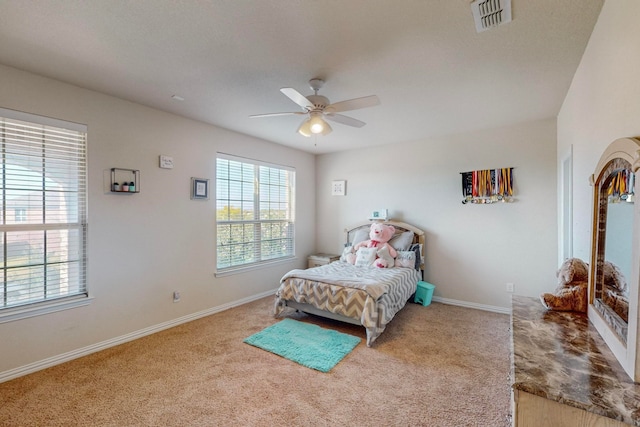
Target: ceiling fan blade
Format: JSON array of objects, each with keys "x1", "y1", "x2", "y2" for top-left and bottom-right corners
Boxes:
[
  {"x1": 325, "y1": 95, "x2": 380, "y2": 113},
  {"x1": 249, "y1": 112, "x2": 305, "y2": 118},
  {"x1": 280, "y1": 87, "x2": 314, "y2": 110},
  {"x1": 324, "y1": 113, "x2": 366, "y2": 128}
]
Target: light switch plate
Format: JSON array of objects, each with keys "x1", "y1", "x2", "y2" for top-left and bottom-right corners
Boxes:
[{"x1": 159, "y1": 155, "x2": 174, "y2": 169}]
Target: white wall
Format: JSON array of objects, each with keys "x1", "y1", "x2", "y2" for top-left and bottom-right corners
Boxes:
[
  {"x1": 0, "y1": 64, "x2": 315, "y2": 375},
  {"x1": 9, "y1": 0, "x2": 636, "y2": 376},
  {"x1": 558, "y1": 0, "x2": 640, "y2": 262},
  {"x1": 316, "y1": 119, "x2": 558, "y2": 310}
]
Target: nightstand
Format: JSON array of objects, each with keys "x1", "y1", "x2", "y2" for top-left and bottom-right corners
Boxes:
[{"x1": 307, "y1": 253, "x2": 340, "y2": 268}]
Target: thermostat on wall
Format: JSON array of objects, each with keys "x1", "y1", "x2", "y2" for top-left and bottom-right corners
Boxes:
[
  {"x1": 369, "y1": 209, "x2": 388, "y2": 221},
  {"x1": 159, "y1": 155, "x2": 174, "y2": 169}
]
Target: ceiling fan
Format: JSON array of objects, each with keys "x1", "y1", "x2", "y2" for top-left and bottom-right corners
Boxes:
[{"x1": 250, "y1": 78, "x2": 380, "y2": 137}]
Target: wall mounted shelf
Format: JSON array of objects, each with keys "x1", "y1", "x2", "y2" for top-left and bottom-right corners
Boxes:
[{"x1": 110, "y1": 168, "x2": 140, "y2": 193}]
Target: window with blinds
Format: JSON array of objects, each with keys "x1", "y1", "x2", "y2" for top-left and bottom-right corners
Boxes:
[
  {"x1": 0, "y1": 108, "x2": 87, "y2": 311},
  {"x1": 216, "y1": 154, "x2": 295, "y2": 272}
]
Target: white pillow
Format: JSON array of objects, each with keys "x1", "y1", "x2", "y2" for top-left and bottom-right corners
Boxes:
[
  {"x1": 351, "y1": 228, "x2": 370, "y2": 246},
  {"x1": 389, "y1": 231, "x2": 414, "y2": 251},
  {"x1": 355, "y1": 247, "x2": 377, "y2": 267},
  {"x1": 394, "y1": 250, "x2": 416, "y2": 268}
]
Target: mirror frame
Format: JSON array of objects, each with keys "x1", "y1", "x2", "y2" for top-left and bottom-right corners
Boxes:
[{"x1": 588, "y1": 137, "x2": 640, "y2": 381}]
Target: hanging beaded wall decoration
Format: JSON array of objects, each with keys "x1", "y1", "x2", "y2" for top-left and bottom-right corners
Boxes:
[
  {"x1": 607, "y1": 169, "x2": 635, "y2": 203},
  {"x1": 461, "y1": 168, "x2": 514, "y2": 204}
]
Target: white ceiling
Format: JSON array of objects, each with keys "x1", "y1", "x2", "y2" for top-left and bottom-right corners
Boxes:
[{"x1": 0, "y1": 0, "x2": 603, "y2": 154}]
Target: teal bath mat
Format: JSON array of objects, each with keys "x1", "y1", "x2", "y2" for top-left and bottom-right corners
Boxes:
[{"x1": 244, "y1": 318, "x2": 361, "y2": 373}]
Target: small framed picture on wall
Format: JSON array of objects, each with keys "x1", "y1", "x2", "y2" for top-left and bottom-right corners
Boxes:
[
  {"x1": 191, "y1": 177, "x2": 209, "y2": 200},
  {"x1": 332, "y1": 180, "x2": 346, "y2": 196}
]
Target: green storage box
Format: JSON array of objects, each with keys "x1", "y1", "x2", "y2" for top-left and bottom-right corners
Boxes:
[{"x1": 414, "y1": 281, "x2": 435, "y2": 306}]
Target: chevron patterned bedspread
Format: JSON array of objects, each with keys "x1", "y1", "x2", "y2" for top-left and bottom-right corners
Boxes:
[{"x1": 274, "y1": 261, "x2": 420, "y2": 346}]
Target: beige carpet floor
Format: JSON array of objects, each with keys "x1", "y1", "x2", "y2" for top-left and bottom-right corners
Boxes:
[{"x1": 0, "y1": 298, "x2": 512, "y2": 426}]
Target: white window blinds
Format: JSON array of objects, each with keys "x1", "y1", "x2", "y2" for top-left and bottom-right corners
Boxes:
[
  {"x1": 216, "y1": 153, "x2": 295, "y2": 271},
  {"x1": 0, "y1": 108, "x2": 87, "y2": 311}
]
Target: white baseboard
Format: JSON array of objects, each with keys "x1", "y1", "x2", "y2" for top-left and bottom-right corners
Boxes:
[
  {"x1": 0, "y1": 289, "x2": 277, "y2": 384},
  {"x1": 431, "y1": 296, "x2": 511, "y2": 315}
]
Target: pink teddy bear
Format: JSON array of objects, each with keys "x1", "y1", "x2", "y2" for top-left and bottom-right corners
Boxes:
[{"x1": 352, "y1": 223, "x2": 397, "y2": 268}]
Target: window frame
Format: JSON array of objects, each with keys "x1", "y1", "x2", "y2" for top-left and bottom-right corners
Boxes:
[
  {"x1": 0, "y1": 108, "x2": 89, "y2": 323},
  {"x1": 215, "y1": 153, "x2": 295, "y2": 276}
]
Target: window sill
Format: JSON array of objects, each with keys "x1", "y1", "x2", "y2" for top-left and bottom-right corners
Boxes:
[
  {"x1": 215, "y1": 257, "x2": 298, "y2": 278},
  {"x1": 0, "y1": 295, "x2": 93, "y2": 324}
]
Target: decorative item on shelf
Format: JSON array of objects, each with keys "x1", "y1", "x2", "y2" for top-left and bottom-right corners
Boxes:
[
  {"x1": 460, "y1": 167, "x2": 514, "y2": 204},
  {"x1": 369, "y1": 209, "x2": 388, "y2": 221},
  {"x1": 110, "y1": 168, "x2": 140, "y2": 193},
  {"x1": 607, "y1": 169, "x2": 635, "y2": 203}
]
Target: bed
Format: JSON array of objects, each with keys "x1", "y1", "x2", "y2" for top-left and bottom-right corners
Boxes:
[{"x1": 274, "y1": 221, "x2": 425, "y2": 346}]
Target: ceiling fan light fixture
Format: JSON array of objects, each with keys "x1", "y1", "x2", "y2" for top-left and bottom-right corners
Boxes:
[
  {"x1": 309, "y1": 114, "x2": 326, "y2": 134},
  {"x1": 298, "y1": 113, "x2": 332, "y2": 137},
  {"x1": 319, "y1": 120, "x2": 332, "y2": 136},
  {"x1": 297, "y1": 119, "x2": 313, "y2": 137}
]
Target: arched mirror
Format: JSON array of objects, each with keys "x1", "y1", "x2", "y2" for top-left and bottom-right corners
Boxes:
[{"x1": 588, "y1": 137, "x2": 640, "y2": 381}]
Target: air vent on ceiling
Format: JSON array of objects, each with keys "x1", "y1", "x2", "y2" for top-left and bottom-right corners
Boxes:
[{"x1": 471, "y1": 0, "x2": 512, "y2": 33}]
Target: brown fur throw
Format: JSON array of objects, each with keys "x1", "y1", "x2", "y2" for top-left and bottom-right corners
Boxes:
[
  {"x1": 602, "y1": 261, "x2": 628, "y2": 294},
  {"x1": 602, "y1": 260, "x2": 629, "y2": 321},
  {"x1": 540, "y1": 258, "x2": 589, "y2": 313},
  {"x1": 603, "y1": 287, "x2": 629, "y2": 322}
]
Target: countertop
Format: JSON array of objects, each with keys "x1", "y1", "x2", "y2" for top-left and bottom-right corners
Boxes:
[{"x1": 511, "y1": 295, "x2": 640, "y2": 425}]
